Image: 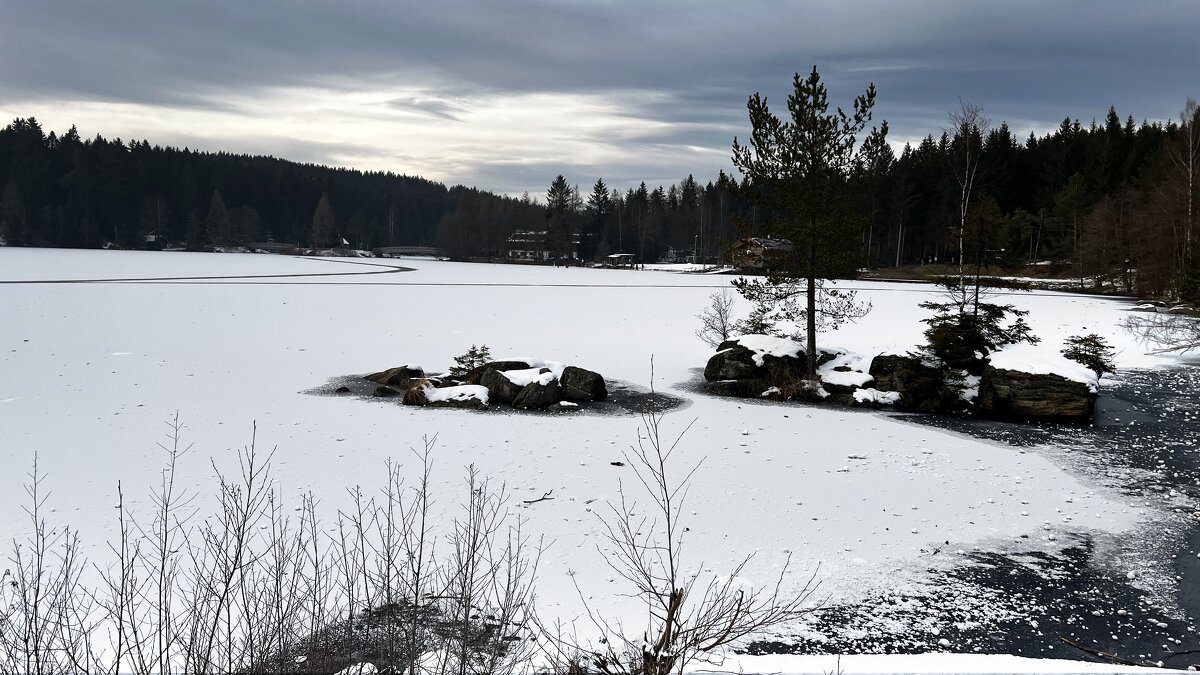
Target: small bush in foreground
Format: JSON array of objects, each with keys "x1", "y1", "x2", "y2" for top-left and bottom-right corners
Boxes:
[{"x1": 0, "y1": 417, "x2": 539, "y2": 675}]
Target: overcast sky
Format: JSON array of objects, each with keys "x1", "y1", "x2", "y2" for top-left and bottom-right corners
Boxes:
[{"x1": 2, "y1": 0, "x2": 1198, "y2": 196}]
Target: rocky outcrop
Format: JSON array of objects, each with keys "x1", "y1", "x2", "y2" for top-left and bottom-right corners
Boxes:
[
  {"x1": 365, "y1": 356, "x2": 611, "y2": 414},
  {"x1": 560, "y1": 366, "x2": 608, "y2": 401},
  {"x1": 513, "y1": 380, "x2": 562, "y2": 410},
  {"x1": 702, "y1": 339, "x2": 1099, "y2": 423},
  {"x1": 703, "y1": 336, "x2": 846, "y2": 403},
  {"x1": 977, "y1": 366, "x2": 1096, "y2": 422}
]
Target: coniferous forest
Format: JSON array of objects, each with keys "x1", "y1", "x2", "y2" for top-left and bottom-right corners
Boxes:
[{"x1": 1, "y1": 100, "x2": 1197, "y2": 301}]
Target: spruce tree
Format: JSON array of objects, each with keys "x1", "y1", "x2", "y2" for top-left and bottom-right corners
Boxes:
[
  {"x1": 545, "y1": 175, "x2": 575, "y2": 260},
  {"x1": 204, "y1": 188, "x2": 230, "y2": 246},
  {"x1": 310, "y1": 192, "x2": 336, "y2": 248}
]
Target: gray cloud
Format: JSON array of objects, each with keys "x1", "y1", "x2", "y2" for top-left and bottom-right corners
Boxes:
[{"x1": 3, "y1": 0, "x2": 1198, "y2": 193}]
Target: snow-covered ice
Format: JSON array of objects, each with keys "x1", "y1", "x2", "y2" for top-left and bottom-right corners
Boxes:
[{"x1": 0, "y1": 248, "x2": 1183, "y2": 671}]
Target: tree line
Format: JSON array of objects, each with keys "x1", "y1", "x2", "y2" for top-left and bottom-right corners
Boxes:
[{"x1": 2, "y1": 94, "x2": 1197, "y2": 300}]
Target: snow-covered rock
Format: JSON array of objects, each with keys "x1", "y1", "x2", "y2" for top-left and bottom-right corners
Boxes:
[{"x1": 977, "y1": 366, "x2": 1096, "y2": 422}]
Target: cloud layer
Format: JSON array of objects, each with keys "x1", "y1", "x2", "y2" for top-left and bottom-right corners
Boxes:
[{"x1": 2, "y1": 0, "x2": 1197, "y2": 194}]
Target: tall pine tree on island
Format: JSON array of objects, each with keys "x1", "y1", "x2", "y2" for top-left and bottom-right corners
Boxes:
[{"x1": 731, "y1": 65, "x2": 889, "y2": 377}]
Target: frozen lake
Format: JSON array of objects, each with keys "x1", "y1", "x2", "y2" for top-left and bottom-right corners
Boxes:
[{"x1": 0, "y1": 248, "x2": 1189, "y2": 670}]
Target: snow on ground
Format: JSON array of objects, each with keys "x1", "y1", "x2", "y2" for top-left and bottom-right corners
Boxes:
[
  {"x1": 689, "y1": 653, "x2": 1165, "y2": 673},
  {"x1": 0, "y1": 248, "x2": 1183, "y2": 670}
]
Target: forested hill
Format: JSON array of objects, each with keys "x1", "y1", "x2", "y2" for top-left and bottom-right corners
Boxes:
[{"x1": 0, "y1": 117, "x2": 470, "y2": 250}]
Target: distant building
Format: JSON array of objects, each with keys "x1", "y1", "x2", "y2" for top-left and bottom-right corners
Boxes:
[
  {"x1": 503, "y1": 230, "x2": 552, "y2": 261},
  {"x1": 730, "y1": 237, "x2": 793, "y2": 271},
  {"x1": 502, "y1": 230, "x2": 593, "y2": 262},
  {"x1": 141, "y1": 232, "x2": 166, "y2": 251},
  {"x1": 604, "y1": 253, "x2": 636, "y2": 268}
]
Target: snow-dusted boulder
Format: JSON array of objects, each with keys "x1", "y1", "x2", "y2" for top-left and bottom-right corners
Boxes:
[
  {"x1": 977, "y1": 347, "x2": 1099, "y2": 421},
  {"x1": 866, "y1": 353, "x2": 957, "y2": 413},
  {"x1": 479, "y1": 367, "x2": 524, "y2": 404},
  {"x1": 704, "y1": 343, "x2": 763, "y2": 381},
  {"x1": 703, "y1": 378, "x2": 774, "y2": 398},
  {"x1": 867, "y1": 354, "x2": 917, "y2": 392},
  {"x1": 704, "y1": 335, "x2": 826, "y2": 383},
  {"x1": 512, "y1": 378, "x2": 561, "y2": 410},
  {"x1": 977, "y1": 367, "x2": 1096, "y2": 421},
  {"x1": 364, "y1": 364, "x2": 424, "y2": 386},
  {"x1": 403, "y1": 382, "x2": 489, "y2": 410},
  {"x1": 560, "y1": 365, "x2": 608, "y2": 401}
]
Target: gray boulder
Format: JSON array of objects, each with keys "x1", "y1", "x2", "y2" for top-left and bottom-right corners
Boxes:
[
  {"x1": 372, "y1": 385, "x2": 400, "y2": 398},
  {"x1": 868, "y1": 353, "x2": 960, "y2": 413},
  {"x1": 513, "y1": 379, "x2": 562, "y2": 410},
  {"x1": 703, "y1": 378, "x2": 775, "y2": 398},
  {"x1": 365, "y1": 365, "x2": 425, "y2": 387},
  {"x1": 977, "y1": 366, "x2": 1096, "y2": 422},
  {"x1": 560, "y1": 366, "x2": 608, "y2": 401},
  {"x1": 480, "y1": 368, "x2": 523, "y2": 404},
  {"x1": 704, "y1": 344, "x2": 762, "y2": 381},
  {"x1": 868, "y1": 354, "x2": 917, "y2": 392}
]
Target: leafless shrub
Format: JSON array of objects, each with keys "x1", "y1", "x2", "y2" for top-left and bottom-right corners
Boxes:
[
  {"x1": 1123, "y1": 312, "x2": 1200, "y2": 353},
  {"x1": 0, "y1": 419, "x2": 541, "y2": 675},
  {"x1": 694, "y1": 289, "x2": 737, "y2": 348},
  {"x1": 545, "y1": 408, "x2": 817, "y2": 675},
  {"x1": 0, "y1": 454, "x2": 102, "y2": 674}
]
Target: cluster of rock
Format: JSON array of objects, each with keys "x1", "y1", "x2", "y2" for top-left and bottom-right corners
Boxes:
[
  {"x1": 703, "y1": 336, "x2": 1098, "y2": 423},
  {"x1": 362, "y1": 360, "x2": 607, "y2": 412}
]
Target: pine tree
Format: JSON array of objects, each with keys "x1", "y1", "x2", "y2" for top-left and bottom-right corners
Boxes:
[
  {"x1": 449, "y1": 345, "x2": 492, "y2": 376},
  {"x1": 731, "y1": 65, "x2": 889, "y2": 377},
  {"x1": 0, "y1": 179, "x2": 26, "y2": 246},
  {"x1": 310, "y1": 192, "x2": 336, "y2": 248},
  {"x1": 1061, "y1": 334, "x2": 1116, "y2": 377},
  {"x1": 205, "y1": 188, "x2": 230, "y2": 246},
  {"x1": 545, "y1": 175, "x2": 576, "y2": 260}
]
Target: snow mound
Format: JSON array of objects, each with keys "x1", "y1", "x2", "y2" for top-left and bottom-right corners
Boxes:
[
  {"x1": 817, "y1": 351, "x2": 873, "y2": 388},
  {"x1": 731, "y1": 334, "x2": 804, "y2": 366},
  {"x1": 853, "y1": 388, "x2": 900, "y2": 405},
  {"x1": 493, "y1": 356, "x2": 566, "y2": 377},
  {"x1": 989, "y1": 343, "x2": 1099, "y2": 390},
  {"x1": 424, "y1": 384, "x2": 489, "y2": 405},
  {"x1": 501, "y1": 367, "x2": 557, "y2": 387}
]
